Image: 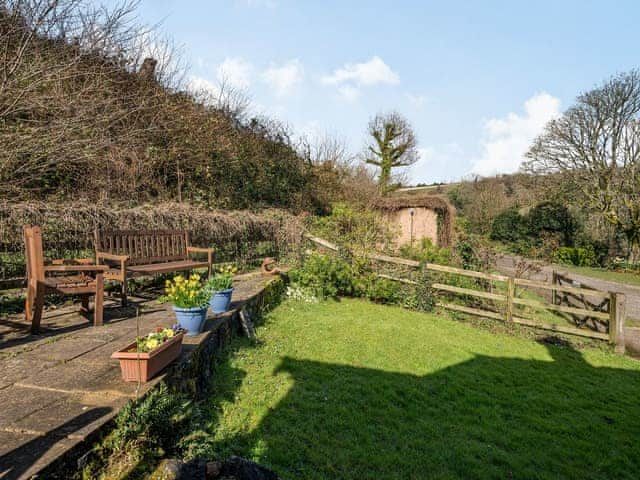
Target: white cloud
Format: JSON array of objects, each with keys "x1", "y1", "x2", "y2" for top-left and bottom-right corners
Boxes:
[
  {"x1": 262, "y1": 59, "x2": 304, "y2": 97},
  {"x1": 338, "y1": 85, "x2": 361, "y2": 102},
  {"x1": 322, "y1": 56, "x2": 399, "y2": 87},
  {"x1": 187, "y1": 75, "x2": 220, "y2": 99},
  {"x1": 295, "y1": 120, "x2": 323, "y2": 143},
  {"x1": 322, "y1": 56, "x2": 399, "y2": 101},
  {"x1": 470, "y1": 92, "x2": 561, "y2": 176},
  {"x1": 216, "y1": 57, "x2": 253, "y2": 89}
]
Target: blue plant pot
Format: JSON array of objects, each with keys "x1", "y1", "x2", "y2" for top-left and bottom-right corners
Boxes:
[
  {"x1": 173, "y1": 306, "x2": 208, "y2": 336},
  {"x1": 210, "y1": 288, "x2": 234, "y2": 314}
]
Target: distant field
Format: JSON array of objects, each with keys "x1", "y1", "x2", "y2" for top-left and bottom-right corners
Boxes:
[
  {"x1": 394, "y1": 183, "x2": 458, "y2": 195},
  {"x1": 556, "y1": 264, "x2": 640, "y2": 288}
]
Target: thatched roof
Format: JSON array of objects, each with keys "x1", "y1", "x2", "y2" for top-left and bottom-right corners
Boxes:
[
  {"x1": 374, "y1": 194, "x2": 455, "y2": 213},
  {"x1": 374, "y1": 194, "x2": 455, "y2": 247}
]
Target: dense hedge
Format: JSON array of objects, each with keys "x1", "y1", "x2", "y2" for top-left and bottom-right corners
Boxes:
[
  {"x1": 491, "y1": 202, "x2": 579, "y2": 246},
  {"x1": 0, "y1": 201, "x2": 303, "y2": 278}
]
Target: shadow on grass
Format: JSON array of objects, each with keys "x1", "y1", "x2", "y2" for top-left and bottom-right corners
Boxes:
[{"x1": 213, "y1": 343, "x2": 640, "y2": 479}]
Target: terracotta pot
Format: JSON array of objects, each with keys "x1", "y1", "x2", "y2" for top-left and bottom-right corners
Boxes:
[{"x1": 112, "y1": 332, "x2": 184, "y2": 382}]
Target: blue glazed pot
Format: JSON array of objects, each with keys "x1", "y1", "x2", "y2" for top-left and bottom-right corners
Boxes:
[
  {"x1": 209, "y1": 288, "x2": 234, "y2": 314},
  {"x1": 173, "y1": 306, "x2": 208, "y2": 336}
]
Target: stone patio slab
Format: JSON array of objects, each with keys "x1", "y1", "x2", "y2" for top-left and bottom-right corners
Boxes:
[
  {"x1": 9, "y1": 396, "x2": 120, "y2": 440},
  {"x1": 17, "y1": 360, "x2": 139, "y2": 397},
  {"x1": 0, "y1": 386, "x2": 68, "y2": 428},
  {"x1": 0, "y1": 356, "x2": 57, "y2": 390},
  {"x1": 19, "y1": 337, "x2": 107, "y2": 363}
]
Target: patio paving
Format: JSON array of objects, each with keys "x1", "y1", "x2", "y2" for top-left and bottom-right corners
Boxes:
[{"x1": 0, "y1": 272, "x2": 276, "y2": 480}]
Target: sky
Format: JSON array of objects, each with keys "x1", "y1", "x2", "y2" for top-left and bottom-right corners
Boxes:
[{"x1": 124, "y1": 0, "x2": 639, "y2": 184}]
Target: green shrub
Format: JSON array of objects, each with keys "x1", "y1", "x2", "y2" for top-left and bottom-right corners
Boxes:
[
  {"x1": 455, "y1": 240, "x2": 480, "y2": 270},
  {"x1": 490, "y1": 207, "x2": 529, "y2": 243},
  {"x1": 575, "y1": 235, "x2": 609, "y2": 267},
  {"x1": 362, "y1": 276, "x2": 403, "y2": 304},
  {"x1": 399, "y1": 238, "x2": 453, "y2": 265},
  {"x1": 402, "y1": 269, "x2": 436, "y2": 312},
  {"x1": 552, "y1": 246, "x2": 596, "y2": 267},
  {"x1": 528, "y1": 202, "x2": 577, "y2": 246},
  {"x1": 289, "y1": 253, "x2": 356, "y2": 299}
]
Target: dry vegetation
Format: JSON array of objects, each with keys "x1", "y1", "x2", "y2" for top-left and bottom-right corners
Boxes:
[
  {"x1": 0, "y1": 201, "x2": 304, "y2": 277},
  {"x1": 447, "y1": 174, "x2": 543, "y2": 233},
  {"x1": 0, "y1": 0, "x2": 374, "y2": 211},
  {"x1": 0, "y1": 0, "x2": 381, "y2": 282}
]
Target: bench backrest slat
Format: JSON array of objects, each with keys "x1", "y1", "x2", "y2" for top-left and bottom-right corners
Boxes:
[{"x1": 96, "y1": 229, "x2": 188, "y2": 265}]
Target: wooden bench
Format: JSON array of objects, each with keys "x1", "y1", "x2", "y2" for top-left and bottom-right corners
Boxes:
[
  {"x1": 24, "y1": 226, "x2": 107, "y2": 334},
  {"x1": 95, "y1": 229, "x2": 213, "y2": 305}
]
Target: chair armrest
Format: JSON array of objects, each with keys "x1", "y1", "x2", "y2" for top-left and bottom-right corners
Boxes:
[
  {"x1": 187, "y1": 247, "x2": 214, "y2": 254},
  {"x1": 44, "y1": 265, "x2": 109, "y2": 273},
  {"x1": 51, "y1": 258, "x2": 95, "y2": 265}
]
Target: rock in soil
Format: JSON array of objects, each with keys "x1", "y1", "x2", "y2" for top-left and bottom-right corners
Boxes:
[
  {"x1": 216, "y1": 456, "x2": 280, "y2": 480},
  {"x1": 153, "y1": 457, "x2": 279, "y2": 480}
]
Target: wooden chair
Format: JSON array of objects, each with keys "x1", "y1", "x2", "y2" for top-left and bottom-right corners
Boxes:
[{"x1": 24, "y1": 226, "x2": 108, "y2": 334}]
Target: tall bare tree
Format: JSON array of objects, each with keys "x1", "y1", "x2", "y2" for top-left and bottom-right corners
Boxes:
[
  {"x1": 364, "y1": 111, "x2": 418, "y2": 194},
  {"x1": 524, "y1": 70, "x2": 640, "y2": 259}
]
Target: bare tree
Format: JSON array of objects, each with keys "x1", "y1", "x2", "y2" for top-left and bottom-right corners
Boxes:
[
  {"x1": 364, "y1": 111, "x2": 418, "y2": 194},
  {"x1": 524, "y1": 70, "x2": 640, "y2": 259}
]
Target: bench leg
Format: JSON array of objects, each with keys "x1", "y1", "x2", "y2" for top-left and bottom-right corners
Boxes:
[
  {"x1": 31, "y1": 284, "x2": 45, "y2": 334},
  {"x1": 94, "y1": 274, "x2": 104, "y2": 326}
]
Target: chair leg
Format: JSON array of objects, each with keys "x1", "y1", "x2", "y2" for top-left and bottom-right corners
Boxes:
[
  {"x1": 94, "y1": 274, "x2": 104, "y2": 327},
  {"x1": 25, "y1": 283, "x2": 34, "y2": 324},
  {"x1": 121, "y1": 279, "x2": 128, "y2": 307},
  {"x1": 31, "y1": 284, "x2": 45, "y2": 334},
  {"x1": 81, "y1": 296, "x2": 90, "y2": 313}
]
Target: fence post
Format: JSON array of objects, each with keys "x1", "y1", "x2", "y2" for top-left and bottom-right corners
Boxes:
[
  {"x1": 506, "y1": 277, "x2": 515, "y2": 323},
  {"x1": 551, "y1": 270, "x2": 557, "y2": 305},
  {"x1": 609, "y1": 292, "x2": 626, "y2": 354}
]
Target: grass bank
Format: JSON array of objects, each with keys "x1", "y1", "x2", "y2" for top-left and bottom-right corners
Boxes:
[{"x1": 206, "y1": 298, "x2": 640, "y2": 479}]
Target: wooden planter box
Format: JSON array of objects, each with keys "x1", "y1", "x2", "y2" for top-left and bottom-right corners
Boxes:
[{"x1": 112, "y1": 333, "x2": 184, "y2": 382}]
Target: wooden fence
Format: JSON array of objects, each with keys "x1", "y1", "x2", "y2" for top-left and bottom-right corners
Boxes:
[{"x1": 305, "y1": 234, "x2": 626, "y2": 353}]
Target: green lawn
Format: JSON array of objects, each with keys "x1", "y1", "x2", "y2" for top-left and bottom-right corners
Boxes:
[{"x1": 206, "y1": 299, "x2": 640, "y2": 479}]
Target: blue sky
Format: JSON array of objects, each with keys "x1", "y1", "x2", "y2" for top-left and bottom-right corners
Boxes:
[{"x1": 129, "y1": 0, "x2": 639, "y2": 184}]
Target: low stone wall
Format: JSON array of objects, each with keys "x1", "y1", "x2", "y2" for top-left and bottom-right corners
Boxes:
[
  {"x1": 169, "y1": 275, "x2": 286, "y2": 397},
  {"x1": 42, "y1": 273, "x2": 286, "y2": 478}
]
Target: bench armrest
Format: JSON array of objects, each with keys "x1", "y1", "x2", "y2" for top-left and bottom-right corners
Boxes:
[
  {"x1": 96, "y1": 251, "x2": 129, "y2": 262},
  {"x1": 186, "y1": 247, "x2": 214, "y2": 254},
  {"x1": 187, "y1": 247, "x2": 213, "y2": 276}
]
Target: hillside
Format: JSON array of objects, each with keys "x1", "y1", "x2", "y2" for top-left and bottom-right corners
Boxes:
[{"x1": 0, "y1": 3, "x2": 323, "y2": 211}]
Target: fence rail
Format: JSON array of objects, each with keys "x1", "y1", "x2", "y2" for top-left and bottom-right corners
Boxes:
[{"x1": 304, "y1": 234, "x2": 626, "y2": 352}]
